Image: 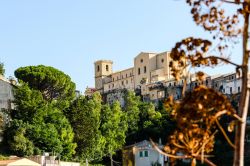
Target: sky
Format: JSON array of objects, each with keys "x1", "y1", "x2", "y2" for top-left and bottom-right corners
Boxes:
[{"x1": 0, "y1": 0, "x2": 242, "y2": 92}]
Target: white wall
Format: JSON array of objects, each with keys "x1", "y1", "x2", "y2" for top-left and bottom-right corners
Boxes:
[{"x1": 135, "y1": 149, "x2": 164, "y2": 166}]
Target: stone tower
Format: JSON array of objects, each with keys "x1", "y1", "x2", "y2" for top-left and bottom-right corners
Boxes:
[{"x1": 94, "y1": 60, "x2": 113, "y2": 92}]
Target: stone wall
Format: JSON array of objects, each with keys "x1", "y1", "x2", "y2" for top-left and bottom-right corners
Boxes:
[{"x1": 0, "y1": 77, "x2": 14, "y2": 110}]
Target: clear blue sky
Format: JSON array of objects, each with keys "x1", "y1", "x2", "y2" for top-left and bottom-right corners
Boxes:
[{"x1": 0, "y1": 0, "x2": 242, "y2": 92}]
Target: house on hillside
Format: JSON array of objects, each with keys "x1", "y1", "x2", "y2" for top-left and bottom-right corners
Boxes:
[{"x1": 122, "y1": 140, "x2": 168, "y2": 166}]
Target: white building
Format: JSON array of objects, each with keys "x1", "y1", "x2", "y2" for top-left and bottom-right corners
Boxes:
[
  {"x1": 211, "y1": 72, "x2": 242, "y2": 95},
  {"x1": 122, "y1": 140, "x2": 167, "y2": 166}
]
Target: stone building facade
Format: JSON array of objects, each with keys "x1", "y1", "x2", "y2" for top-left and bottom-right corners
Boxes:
[
  {"x1": 93, "y1": 51, "x2": 246, "y2": 105},
  {"x1": 94, "y1": 51, "x2": 180, "y2": 105},
  {"x1": 0, "y1": 75, "x2": 15, "y2": 110}
]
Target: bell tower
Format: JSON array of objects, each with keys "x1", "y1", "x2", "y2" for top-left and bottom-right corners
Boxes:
[{"x1": 94, "y1": 60, "x2": 113, "y2": 92}]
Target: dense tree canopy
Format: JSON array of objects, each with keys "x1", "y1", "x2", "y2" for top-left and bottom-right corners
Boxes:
[
  {"x1": 14, "y1": 65, "x2": 76, "y2": 103},
  {"x1": 123, "y1": 91, "x2": 140, "y2": 133},
  {"x1": 65, "y1": 92, "x2": 105, "y2": 162},
  {"x1": 100, "y1": 101, "x2": 127, "y2": 166},
  {"x1": 124, "y1": 91, "x2": 175, "y2": 145},
  {"x1": 4, "y1": 66, "x2": 77, "y2": 159}
]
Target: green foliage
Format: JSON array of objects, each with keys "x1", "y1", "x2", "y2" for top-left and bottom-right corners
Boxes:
[
  {"x1": 0, "y1": 155, "x2": 8, "y2": 160},
  {"x1": 124, "y1": 92, "x2": 175, "y2": 145},
  {"x1": 137, "y1": 102, "x2": 175, "y2": 143},
  {"x1": 65, "y1": 92, "x2": 104, "y2": 161},
  {"x1": 0, "y1": 62, "x2": 5, "y2": 76},
  {"x1": 14, "y1": 65, "x2": 76, "y2": 106},
  {"x1": 7, "y1": 120, "x2": 34, "y2": 156},
  {"x1": 123, "y1": 91, "x2": 140, "y2": 132},
  {"x1": 66, "y1": 93, "x2": 127, "y2": 164},
  {"x1": 100, "y1": 101, "x2": 127, "y2": 156},
  {"x1": 11, "y1": 83, "x2": 46, "y2": 121},
  {"x1": 5, "y1": 66, "x2": 76, "y2": 159}
]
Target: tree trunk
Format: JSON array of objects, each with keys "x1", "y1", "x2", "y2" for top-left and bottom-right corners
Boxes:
[
  {"x1": 110, "y1": 153, "x2": 113, "y2": 166},
  {"x1": 233, "y1": 3, "x2": 250, "y2": 166}
]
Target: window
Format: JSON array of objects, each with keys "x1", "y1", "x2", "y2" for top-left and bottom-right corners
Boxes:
[
  {"x1": 139, "y1": 151, "x2": 143, "y2": 157},
  {"x1": 122, "y1": 81, "x2": 124, "y2": 85},
  {"x1": 106, "y1": 65, "x2": 109, "y2": 71},
  {"x1": 138, "y1": 68, "x2": 141, "y2": 75},
  {"x1": 238, "y1": 86, "x2": 240, "y2": 92},
  {"x1": 139, "y1": 150, "x2": 149, "y2": 157},
  {"x1": 161, "y1": 58, "x2": 164, "y2": 63},
  {"x1": 97, "y1": 65, "x2": 100, "y2": 72},
  {"x1": 230, "y1": 87, "x2": 232, "y2": 94},
  {"x1": 144, "y1": 66, "x2": 146, "y2": 73},
  {"x1": 112, "y1": 84, "x2": 114, "y2": 87},
  {"x1": 144, "y1": 151, "x2": 148, "y2": 157},
  {"x1": 140, "y1": 59, "x2": 143, "y2": 63}
]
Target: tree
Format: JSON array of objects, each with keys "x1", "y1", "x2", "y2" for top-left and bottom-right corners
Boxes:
[
  {"x1": 152, "y1": 1, "x2": 250, "y2": 165},
  {"x1": 100, "y1": 102, "x2": 128, "y2": 166},
  {"x1": 123, "y1": 91, "x2": 140, "y2": 133},
  {"x1": 14, "y1": 65, "x2": 76, "y2": 106},
  {"x1": 7, "y1": 120, "x2": 34, "y2": 156},
  {"x1": 137, "y1": 102, "x2": 162, "y2": 140},
  {"x1": 65, "y1": 92, "x2": 105, "y2": 163},
  {"x1": 5, "y1": 66, "x2": 77, "y2": 159},
  {"x1": 138, "y1": 102, "x2": 176, "y2": 143},
  {"x1": 0, "y1": 62, "x2": 5, "y2": 76},
  {"x1": 122, "y1": 91, "x2": 175, "y2": 145}
]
